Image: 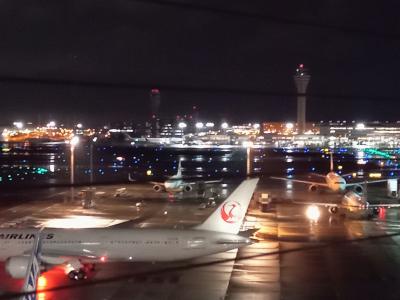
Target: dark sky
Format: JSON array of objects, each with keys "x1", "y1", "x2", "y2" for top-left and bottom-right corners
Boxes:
[{"x1": 0, "y1": 0, "x2": 399, "y2": 125}]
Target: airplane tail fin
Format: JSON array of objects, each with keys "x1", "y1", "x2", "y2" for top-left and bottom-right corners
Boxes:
[
  {"x1": 175, "y1": 159, "x2": 183, "y2": 178},
  {"x1": 128, "y1": 173, "x2": 136, "y2": 182},
  {"x1": 330, "y1": 152, "x2": 334, "y2": 172},
  {"x1": 21, "y1": 229, "x2": 43, "y2": 300},
  {"x1": 194, "y1": 178, "x2": 259, "y2": 234}
]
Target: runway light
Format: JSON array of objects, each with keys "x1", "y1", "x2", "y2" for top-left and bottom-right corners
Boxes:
[{"x1": 306, "y1": 205, "x2": 321, "y2": 222}]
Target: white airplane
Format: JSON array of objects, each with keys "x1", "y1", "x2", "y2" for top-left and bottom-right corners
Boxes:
[
  {"x1": 272, "y1": 153, "x2": 389, "y2": 194},
  {"x1": 130, "y1": 159, "x2": 221, "y2": 192},
  {"x1": 1, "y1": 178, "x2": 259, "y2": 286},
  {"x1": 300, "y1": 190, "x2": 400, "y2": 219}
]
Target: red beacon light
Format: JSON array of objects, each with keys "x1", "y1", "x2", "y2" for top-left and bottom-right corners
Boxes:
[{"x1": 299, "y1": 64, "x2": 304, "y2": 69}]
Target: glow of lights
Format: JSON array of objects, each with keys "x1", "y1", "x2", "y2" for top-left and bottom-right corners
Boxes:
[
  {"x1": 253, "y1": 123, "x2": 260, "y2": 129},
  {"x1": 146, "y1": 169, "x2": 153, "y2": 176},
  {"x1": 49, "y1": 164, "x2": 55, "y2": 173},
  {"x1": 70, "y1": 135, "x2": 80, "y2": 146},
  {"x1": 221, "y1": 122, "x2": 229, "y2": 129},
  {"x1": 178, "y1": 122, "x2": 187, "y2": 129},
  {"x1": 100, "y1": 256, "x2": 106, "y2": 262},
  {"x1": 92, "y1": 137, "x2": 98, "y2": 142},
  {"x1": 76, "y1": 123, "x2": 83, "y2": 129},
  {"x1": 13, "y1": 121, "x2": 23, "y2": 129},
  {"x1": 355, "y1": 123, "x2": 365, "y2": 130},
  {"x1": 47, "y1": 121, "x2": 56, "y2": 128},
  {"x1": 305, "y1": 205, "x2": 321, "y2": 222},
  {"x1": 285, "y1": 122, "x2": 294, "y2": 129},
  {"x1": 116, "y1": 156, "x2": 125, "y2": 161},
  {"x1": 37, "y1": 275, "x2": 47, "y2": 290},
  {"x1": 357, "y1": 159, "x2": 367, "y2": 165},
  {"x1": 242, "y1": 141, "x2": 254, "y2": 148},
  {"x1": 195, "y1": 122, "x2": 204, "y2": 129},
  {"x1": 205, "y1": 122, "x2": 214, "y2": 127},
  {"x1": 369, "y1": 172, "x2": 382, "y2": 178},
  {"x1": 338, "y1": 165, "x2": 343, "y2": 170}
]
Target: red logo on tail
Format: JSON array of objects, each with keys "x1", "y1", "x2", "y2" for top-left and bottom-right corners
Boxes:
[{"x1": 221, "y1": 201, "x2": 242, "y2": 223}]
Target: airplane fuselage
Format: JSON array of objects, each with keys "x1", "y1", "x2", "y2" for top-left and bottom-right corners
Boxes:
[
  {"x1": 325, "y1": 172, "x2": 347, "y2": 192},
  {"x1": 0, "y1": 228, "x2": 251, "y2": 264},
  {"x1": 164, "y1": 179, "x2": 185, "y2": 192}
]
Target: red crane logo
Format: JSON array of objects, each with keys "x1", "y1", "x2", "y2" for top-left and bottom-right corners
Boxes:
[{"x1": 220, "y1": 201, "x2": 242, "y2": 223}]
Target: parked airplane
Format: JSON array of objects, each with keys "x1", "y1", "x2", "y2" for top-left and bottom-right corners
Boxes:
[
  {"x1": 1, "y1": 178, "x2": 259, "y2": 285},
  {"x1": 300, "y1": 190, "x2": 400, "y2": 219},
  {"x1": 129, "y1": 159, "x2": 221, "y2": 192},
  {"x1": 272, "y1": 153, "x2": 389, "y2": 194}
]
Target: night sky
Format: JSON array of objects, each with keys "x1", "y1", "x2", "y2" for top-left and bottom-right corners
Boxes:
[{"x1": 0, "y1": 1, "x2": 399, "y2": 125}]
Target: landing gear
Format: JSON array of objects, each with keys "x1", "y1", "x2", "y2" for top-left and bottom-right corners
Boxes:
[{"x1": 68, "y1": 269, "x2": 87, "y2": 281}]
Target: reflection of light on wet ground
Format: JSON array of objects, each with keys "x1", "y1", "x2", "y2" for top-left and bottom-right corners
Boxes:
[{"x1": 42, "y1": 216, "x2": 126, "y2": 228}]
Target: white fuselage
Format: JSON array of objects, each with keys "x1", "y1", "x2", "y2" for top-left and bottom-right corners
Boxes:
[
  {"x1": 325, "y1": 172, "x2": 347, "y2": 192},
  {"x1": 164, "y1": 178, "x2": 185, "y2": 192},
  {"x1": 0, "y1": 228, "x2": 251, "y2": 264}
]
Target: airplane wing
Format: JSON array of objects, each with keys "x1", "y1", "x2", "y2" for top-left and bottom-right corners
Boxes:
[
  {"x1": 21, "y1": 229, "x2": 43, "y2": 300},
  {"x1": 367, "y1": 203, "x2": 400, "y2": 208},
  {"x1": 270, "y1": 177, "x2": 329, "y2": 187},
  {"x1": 345, "y1": 179, "x2": 391, "y2": 187},
  {"x1": 149, "y1": 181, "x2": 165, "y2": 186},
  {"x1": 308, "y1": 173, "x2": 327, "y2": 178},
  {"x1": 293, "y1": 201, "x2": 340, "y2": 208},
  {"x1": 185, "y1": 179, "x2": 223, "y2": 185}
]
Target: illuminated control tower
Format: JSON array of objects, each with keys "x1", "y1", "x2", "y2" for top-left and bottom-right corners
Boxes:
[
  {"x1": 294, "y1": 64, "x2": 310, "y2": 134},
  {"x1": 150, "y1": 88, "x2": 161, "y2": 137}
]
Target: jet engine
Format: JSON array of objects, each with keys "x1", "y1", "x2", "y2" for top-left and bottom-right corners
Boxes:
[
  {"x1": 5, "y1": 256, "x2": 30, "y2": 279},
  {"x1": 153, "y1": 185, "x2": 163, "y2": 192},
  {"x1": 329, "y1": 206, "x2": 338, "y2": 214},
  {"x1": 353, "y1": 184, "x2": 363, "y2": 194},
  {"x1": 183, "y1": 185, "x2": 193, "y2": 192},
  {"x1": 308, "y1": 185, "x2": 318, "y2": 192}
]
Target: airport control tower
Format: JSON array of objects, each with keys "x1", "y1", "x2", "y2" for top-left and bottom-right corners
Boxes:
[
  {"x1": 150, "y1": 88, "x2": 161, "y2": 137},
  {"x1": 294, "y1": 64, "x2": 311, "y2": 134}
]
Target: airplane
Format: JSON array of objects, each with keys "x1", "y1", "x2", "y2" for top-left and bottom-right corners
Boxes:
[
  {"x1": 299, "y1": 190, "x2": 400, "y2": 220},
  {"x1": 129, "y1": 159, "x2": 222, "y2": 192},
  {"x1": 1, "y1": 178, "x2": 259, "y2": 284},
  {"x1": 272, "y1": 152, "x2": 391, "y2": 194}
]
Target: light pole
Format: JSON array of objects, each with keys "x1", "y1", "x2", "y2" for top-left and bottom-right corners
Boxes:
[
  {"x1": 70, "y1": 135, "x2": 80, "y2": 185},
  {"x1": 90, "y1": 137, "x2": 97, "y2": 186}
]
